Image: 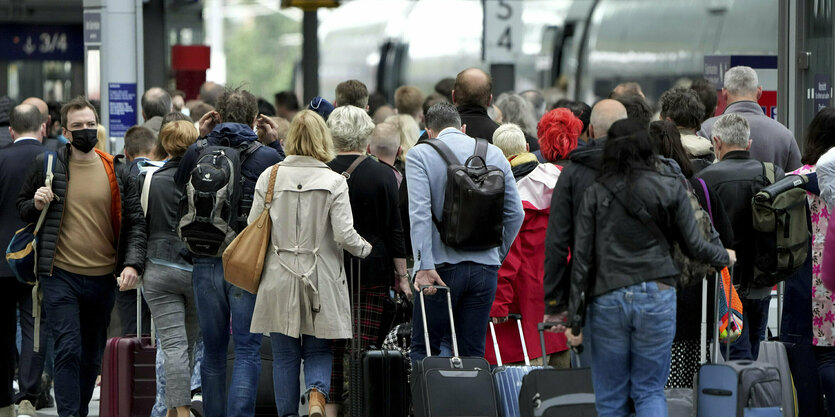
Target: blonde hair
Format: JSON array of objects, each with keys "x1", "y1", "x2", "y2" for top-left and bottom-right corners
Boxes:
[
  {"x1": 328, "y1": 105, "x2": 374, "y2": 152},
  {"x1": 95, "y1": 124, "x2": 109, "y2": 154},
  {"x1": 492, "y1": 123, "x2": 527, "y2": 158},
  {"x1": 285, "y1": 110, "x2": 336, "y2": 162},
  {"x1": 384, "y1": 114, "x2": 419, "y2": 161},
  {"x1": 160, "y1": 120, "x2": 199, "y2": 158}
]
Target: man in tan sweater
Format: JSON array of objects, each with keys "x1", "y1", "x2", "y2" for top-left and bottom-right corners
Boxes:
[{"x1": 17, "y1": 97, "x2": 146, "y2": 417}]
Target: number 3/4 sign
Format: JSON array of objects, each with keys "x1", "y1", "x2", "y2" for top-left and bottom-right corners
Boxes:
[{"x1": 483, "y1": 0, "x2": 523, "y2": 63}]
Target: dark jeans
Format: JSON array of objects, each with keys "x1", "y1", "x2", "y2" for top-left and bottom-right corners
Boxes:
[
  {"x1": 41, "y1": 268, "x2": 116, "y2": 417},
  {"x1": 815, "y1": 346, "x2": 835, "y2": 416},
  {"x1": 410, "y1": 262, "x2": 498, "y2": 363},
  {"x1": 116, "y1": 288, "x2": 152, "y2": 336},
  {"x1": 724, "y1": 296, "x2": 771, "y2": 361},
  {"x1": 1, "y1": 277, "x2": 48, "y2": 407}
]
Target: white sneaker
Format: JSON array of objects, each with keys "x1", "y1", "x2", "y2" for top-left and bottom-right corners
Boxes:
[
  {"x1": 91, "y1": 385, "x2": 100, "y2": 402},
  {"x1": 17, "y1": 399, "x2": 36, "y2": 417}
]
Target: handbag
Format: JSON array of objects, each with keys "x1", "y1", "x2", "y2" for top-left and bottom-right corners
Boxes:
[
  {"x1": 222, "y1": 164, "x2": 278, "y2": 294},
  {"x1": 6, "y1": 152, "x2": 56, "y2": 285},
  {"x1": 717, "y1": 266, "x2": 744, "y2": 344}
]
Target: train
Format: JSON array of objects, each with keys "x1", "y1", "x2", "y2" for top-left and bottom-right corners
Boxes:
[{"x1": 311, "y1": 0, "x2": 778, "y2": 104}]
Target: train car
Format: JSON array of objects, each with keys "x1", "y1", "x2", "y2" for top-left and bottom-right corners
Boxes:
[{"x1": 315, "y1": 0, "x2": 778, "y2": 104}]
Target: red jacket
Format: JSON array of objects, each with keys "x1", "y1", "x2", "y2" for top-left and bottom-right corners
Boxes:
[{"x1": 485, "y1": 164, "x2": 568, "y2": 365}]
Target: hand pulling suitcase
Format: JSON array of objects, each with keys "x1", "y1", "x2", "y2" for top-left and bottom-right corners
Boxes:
[
  {"x1": 489, "y1": 314, "x2": 542, "y2": 417},
  {"x1": 517, "y1": 322, "x2": 596, "y2": 417},
  {"x1": 100, "y1": 287, "x2": 157, "y2": 417},
  {"x1": 411, "y1": 285, "x2": 499, "y2": 417},
  {"x1": 697, "y1": 271, "x2": 783, "y2": 417},
  {"x1": 347, "y1": 258, "x2": 410, "y2": 417}
]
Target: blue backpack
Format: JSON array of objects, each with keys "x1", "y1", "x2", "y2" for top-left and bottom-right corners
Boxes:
[{"x1": 5, "y1": 151, "x2": 57, "y2": 285}]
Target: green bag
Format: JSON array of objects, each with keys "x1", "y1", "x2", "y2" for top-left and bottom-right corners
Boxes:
[{"x1": 751, "y1": 163, "x2": 810, "y2": 288}]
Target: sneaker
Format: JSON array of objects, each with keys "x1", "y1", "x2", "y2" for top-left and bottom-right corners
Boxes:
[
  {"x1": 190, "y1": 393, "x2": 203, "y2": 417},
  {"x1": 17, "y1": 399, "x2": 36, "y2": 417}
]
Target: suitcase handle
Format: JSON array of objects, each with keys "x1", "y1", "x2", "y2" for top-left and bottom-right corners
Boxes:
[
  {"x1": 488, "y1": 314, "x2": 531, "y2": 366},
  {"x1": 419, "y1": 285, "x2": 459, "y2": 359},
  {"x1": 537, "y1": 322, "x2": 584, "y2": 367}
]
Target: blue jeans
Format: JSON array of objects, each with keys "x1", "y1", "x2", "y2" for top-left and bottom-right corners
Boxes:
[
  {"x1": 724, "y1": 296, "x2": 771, "y2": 361},
  {"x1": 271, "y1": 333, "x2": 332, "y2": 417},
  {"x1": 41, "y1": 268, "x2": 116, "y2": 417},
  {"x1": 410, "y1": 262, "x2": 498, "y2": 363},
  {"x1": 192, "y1": 257, "x2": 262, "y2": 417},
  {"x1": 814, "y1": 346, "x2": 835, "y2": 416},
  {"x1": 587, "y1": 281, "x2": 676, "y2": 417}
]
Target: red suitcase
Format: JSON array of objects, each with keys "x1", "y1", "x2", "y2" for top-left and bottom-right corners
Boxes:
[{"x1": 100, "y1": 288, "x2": 156, "y2": 417}]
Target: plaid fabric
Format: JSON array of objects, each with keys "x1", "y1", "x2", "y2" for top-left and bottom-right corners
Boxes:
[{"x1": 330, "y1": 285, "x2": 388, "y2": 402}]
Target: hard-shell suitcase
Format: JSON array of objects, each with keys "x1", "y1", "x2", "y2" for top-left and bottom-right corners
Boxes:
[
  {"x1": 697, "y1": 271, "x2": 784, "y2": 417},
  {"x1": 348, "y1": 258, "x2": 410, "y2": 417},
  {"x1": 489, "y1": 314, "x2": 542, "y2": 417},
  {"x1": 411, "y1": 285, "x2": 499, "y2": 417},
  {"x1": 100, "y1": 289, "x2": 156, "y2": 417},
  {"x1": 517, "y1": 323, "x2": 596, "y2": 417}
]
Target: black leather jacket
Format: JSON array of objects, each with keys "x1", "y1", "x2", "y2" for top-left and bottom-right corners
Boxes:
[
  {"x1": 566, "y1": 170, "x2": 730, "y2": 329},
  {"x1": 17, "y1": 145, "x2": 147, "y2": 277},
  {"x1": 139, "y1": 158, "x2": 191, "y2": 266}
]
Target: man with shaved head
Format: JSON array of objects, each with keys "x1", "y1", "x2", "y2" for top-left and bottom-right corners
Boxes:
[
  {"x1": 543, "y1": 98, "x2": 633, "y2": 326},
  {"x1": 199, "y1": 81, "x2": 224, "y2": 107},
  {"x1": 0, "y1": 104, "x2": 48, "y2": 417},
  {"x1": 23, "y1": 96, "x2": 61, "y2": 151},
  {"x1": 453, "y1": 67, "x2": 500, "y2": 142},
  {"x1": 141, "y1": 87, "x2": 172, "y2": 136}
]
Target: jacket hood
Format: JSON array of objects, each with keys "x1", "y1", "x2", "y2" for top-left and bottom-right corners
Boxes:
[
  {"x1": 568, "y1": 137, "x2": 605, "y2": 169},
  {"x1": 680, "y1": 133, "x2": 714, "y2": 157},
  {"x1": 517, "y1": 163, "x2": 561, "y2": 210},
  {"x1": 206, "y1": 123, "x2": 258, "y2": 146}
]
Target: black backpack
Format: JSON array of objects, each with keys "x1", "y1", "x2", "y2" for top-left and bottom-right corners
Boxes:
[
  {"x1": 178, "y1": 139, "x2": 261, "y2": 257},
  {"x1": 424, "y1": 138, "x2": 505, "y2": 251}
]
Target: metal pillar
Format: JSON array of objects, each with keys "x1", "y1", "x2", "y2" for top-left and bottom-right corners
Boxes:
[
  {"x1": 490, "y1": 63, "x2": 515, "y2": 96},
  {"x1": 143, "y1": 0, "x2": 166, "y2": 94},
  {"x1": 302, "y1": 9, "x2": 319, "y2": 103}
]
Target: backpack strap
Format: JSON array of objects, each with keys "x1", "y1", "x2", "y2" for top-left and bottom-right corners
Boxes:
[
  {"x1": 470, "y1": 138, "x2": 489, "y2": 168},
  {"x1": 34, "y1": 152, "x2": 57, "y2": 235},
  {"x1": 697, "y1": 178, "x2": 714, "y2": 223},
  {"x1": 762, "y1": 162, "x2": 776, "y2": 185},
  {"x1": 239, "y1": 140, "x2": 263, "y2": 165},
  {"x1": 601, "y1": 179, "x2": 671, "y2": 254},
  {"x1": 140, "y1": 166, "x2": 161, "y2": 216},
  {"x1": 342, "y1": 155, "x2": 368, "y2": 180},
  {"x1": 424, "y1": 139, "x2": 459, "y2": 167}
]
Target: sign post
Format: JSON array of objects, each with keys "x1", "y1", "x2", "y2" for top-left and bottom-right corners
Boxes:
[
  {"x1": 483, "y1": 0, "x2": 523, "y2": 95},
  {"x1": 83, "y1": 0, "x2": 143, "y2": 154}
]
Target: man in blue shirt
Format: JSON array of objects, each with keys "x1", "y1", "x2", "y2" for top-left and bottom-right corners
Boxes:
[{"x1": 406, "y1": 102, "x2": 524, "y2": 362}]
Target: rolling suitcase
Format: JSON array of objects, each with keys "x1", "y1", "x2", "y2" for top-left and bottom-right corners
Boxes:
[
  {"x1": 100, "y1": 288, "x2": 156, "y2": 417},
  {"x1": 697, "y1": 270, "x2": 784, "y2": 417},
  {"x1": 489, "y1": 314, "x2": 541, "y2": 417},
  {"x1": 347, "y1": 258, "x2": 410, "y2": 417},
  {"x1": 517, "y1": 323, "x2": 596, "y2": 417},
  {"x1": 411, "y1": 285, "x2": 499, "y2": 417}
]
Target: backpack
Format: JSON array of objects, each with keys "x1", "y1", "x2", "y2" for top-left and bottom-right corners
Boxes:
[
  {"x1": 178, "y1": 139, "x2": 261, "y2": 257},
  {"x1": 424, "y1": 138, "x2": 505, "y2": 251},
  {"x1": 751, "y1": 162, "x2": 810, "y2": 287}
]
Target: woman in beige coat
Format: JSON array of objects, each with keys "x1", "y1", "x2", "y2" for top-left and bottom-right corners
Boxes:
[{"x1": 248, "y1": 110, "x2": 371, "y2": 417}]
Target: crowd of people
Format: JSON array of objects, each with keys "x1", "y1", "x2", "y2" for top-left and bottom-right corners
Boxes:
[{"x1": 1, "y1": 63, "x2": 835, "y2": 417}]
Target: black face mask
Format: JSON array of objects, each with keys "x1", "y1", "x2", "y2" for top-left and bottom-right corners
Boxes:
[{"x1": 69, "y1": 128, "x2": 99, "y2": 153}]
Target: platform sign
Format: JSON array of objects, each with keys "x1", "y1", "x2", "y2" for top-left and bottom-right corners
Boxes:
[
  {"x1": 84, "y1": 11, "x2": 102, "y2": 45},
  {"x1": 815, "y1": 74, "x2": 832, "y2": 113},
  {"x1": 704, "y1": 55, "x2": 778, "y2": 119},
  {"x1": 0, "y1": 24, "x2": 83, "y2": 61},
  {"x1": 483, "y1": 0, "x2": 523, "y2": 63},
  {"x1": 108, "y1": 83, "x2": 137, "y2": 138}
]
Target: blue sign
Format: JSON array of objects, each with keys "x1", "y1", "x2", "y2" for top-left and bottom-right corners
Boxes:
[
  {"x1": 109, "y1": 83, "x2": 137, "y2": 138},
  {"x1": 84, "y1": 12, "x2": 102, "y2": 44},
  {"x1": 0, "y1": 24, "x2": 83, "y2": 61}
]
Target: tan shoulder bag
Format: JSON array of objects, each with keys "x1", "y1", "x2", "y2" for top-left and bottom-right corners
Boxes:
[{"x1": 222, "y1": 164, "x2": 278, "y2": 294}]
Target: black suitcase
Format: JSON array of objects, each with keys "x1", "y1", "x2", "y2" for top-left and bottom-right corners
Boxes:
[
  {"x1": 411, "y1": 285, "x2": 499, "y2": 417},
  {"x1": 517, "y1": 322, "x2": 597, "y2": 417},
  {"x1": 347, "y1": 259, "x2": 410, "y2": 417}
]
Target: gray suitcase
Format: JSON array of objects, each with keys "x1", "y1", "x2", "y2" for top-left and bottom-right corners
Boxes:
[{"x1": 756, "y1": 341, "x2": 796, "y2": 417}]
